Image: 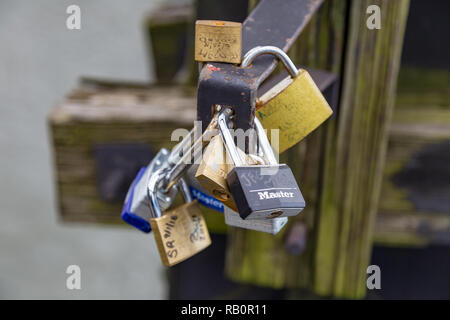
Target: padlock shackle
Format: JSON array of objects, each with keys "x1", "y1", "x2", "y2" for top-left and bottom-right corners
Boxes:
[
  {"x1": 168, "y1": 128, "x2": 196, "y2": 166},
  {"x1": 241, "y1": 46, "x2": 299, "y2": 78},
  {"x1": 148, "y1": 168, "x2": 166, "y2": 218},
  {"x1": 218, "y1": 108, "x2": 277, "y2": 167},
  {"x1": 254, "y1": 117, "x2": 278, "y2": 165},
  {"x1": 177, "y1": 177, "x2": 193, "y2": 203},
  {"x1": 218, "y1": 109, "x2": 244, "y2": 167},
  {"x1": 148, "y1": 168, "x2": 192, "y2": 218},
  {"x1": 163, "y1": 112, "x2": 220, "y2": 193}
]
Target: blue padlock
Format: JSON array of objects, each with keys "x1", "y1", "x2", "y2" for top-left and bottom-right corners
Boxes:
[
  {"x1": 121, "y1": 148, "x2": 176, "y2": 233},
  {"x1": 185, "y1": 164, "x2": 224, "y2": 213}
]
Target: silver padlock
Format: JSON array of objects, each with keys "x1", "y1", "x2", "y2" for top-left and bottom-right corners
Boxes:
[
  {"x1": 219, "y1": 110, "x2": 305, "y2": 220},
  {"x1": 224, "y1": 206, "x2": 288, "y2": 235},
  {"x1": 121, "y1": 148, "x2": 177, "y2": 233},
  {"x1": 188, "y1": 159, "x2": 287, "y2": 234},
  {"x1": 222, "y1": 132, "x2": 288, "y2": 234}
]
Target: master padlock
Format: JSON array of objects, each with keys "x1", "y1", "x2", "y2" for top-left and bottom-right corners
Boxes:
[
  {"x1": 242, "y1": 46, "x2": 333, "y2": 154},
  {"x1": 195, "y1": 134, "x2": 263, "y2": 212},
  {"x1": 219, "y1": 110, "x2": 305, "y2": 220},
  {"x1": 148, "y1": 171, "x2": 211, "y2": 267}
]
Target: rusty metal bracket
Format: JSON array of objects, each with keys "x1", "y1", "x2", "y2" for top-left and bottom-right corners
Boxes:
[{"x1": 197, "y1": 0, "x2": 326, "y2": 132}]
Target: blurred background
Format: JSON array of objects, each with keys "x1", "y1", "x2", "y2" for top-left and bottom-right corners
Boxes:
[
  {"x1": 0, "y1": 0, "x2": 449, "y2": 300},
  {"x1": 0, "y1": 0, "x2": 187, "y2": 299}
]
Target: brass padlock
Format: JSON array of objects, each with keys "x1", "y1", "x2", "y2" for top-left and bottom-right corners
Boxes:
[
  {"x1": 242, "y1": 46, "x2": 333, "y2": 154},
  {"x1": 195, "y1": 20, "x2": 242, "y2": 64},
  {"x1": 195, "y1": 134, "x2": 263, "y2": 211},
  {"x1": 148, "y1": 172, "x2": 211, "y2": 267}
]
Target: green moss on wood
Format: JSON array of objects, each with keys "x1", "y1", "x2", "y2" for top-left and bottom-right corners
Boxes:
[
  {"x1": 313, "y1": 0, "x2": 410, "y2": 299},
  {"x1": 225, "y1": 0, "x2": 348, "y2": 294}
]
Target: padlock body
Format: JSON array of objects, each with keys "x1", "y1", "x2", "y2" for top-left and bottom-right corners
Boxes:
[
  {"x1": 121, "y1": 148, "x2": 177, "y2": 233},
  {"x1": 195, "y1": 135, "x2": 260, "y2": 212},
  {"x1": 224, "y1": 206, "x2": 288, "y2": 235},
  {"x1": 227, "y1": 164, "x2": 305, "y2": 220},
  {"x1": 187, "y1": 164, "x2": 225, "y2": 213},
  {"x1": 195, "y1": 135, "x2": 237, "y2": 211},
  {"x1": 150, "y1": 200, "x2": 211, "y2": 266},
  {"x1": 195, "y1": 20, "x2": 242, "y2": 64},
  {"x1": 256, "y1": 69, "x2": 333, "y2": 153}
]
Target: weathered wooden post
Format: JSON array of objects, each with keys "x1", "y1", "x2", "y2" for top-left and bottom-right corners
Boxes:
[
  {"x1": 48, "y1": 82, "x2": 197, "y2": 224},
  {"x1": 374, "y1": 0, "x2": 450, "y2": 247},
  {"x1": 225, "y1": 0, "x2": 410, "y2": 299}
]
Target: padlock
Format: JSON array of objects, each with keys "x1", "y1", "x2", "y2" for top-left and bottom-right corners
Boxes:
[
  {"x1": 218, "y1": 109, "x2": 305, "y2": 220},
  {"x1": 224, "y1": 206, "x2": 288, "y2": 235},
  {"x1": 195, "y1": 20, "x2": 242, "y2": 64},
  {"x1": 187, "y1": 164, "x2": 225, "y2": 213},
  {"x1": 161, "y1": 107, "x2": 222, "y2": 193},
  {"x1": 121, "y1": 148, "x2": 177, "y2": 233},
  {"x1": 241, "y1": 46, "x2": 333, "y2": 154},
  {"x1": 148, "y1": 171, "x2": 211, "y2": 267},
  {"x1": 195, "y1": 134, "x2": 262, "y2": 212}
]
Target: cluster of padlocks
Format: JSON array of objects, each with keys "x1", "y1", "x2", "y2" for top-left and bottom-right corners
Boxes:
[{"x1": 120, "y1": 21, "x2": 333, "y2": 266}]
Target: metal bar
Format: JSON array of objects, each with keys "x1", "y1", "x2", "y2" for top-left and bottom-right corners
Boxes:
[{"x1": 197, "y1": 0, "x2": 325, "y2": 132}]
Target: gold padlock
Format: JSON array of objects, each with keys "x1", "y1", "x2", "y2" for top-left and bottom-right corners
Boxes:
[
  {"x1": 242, "y1": 46, "x2": 333, "y2": 154},
  {"x1": 195, "y1": 134, "x2": 263, "y2": 211},
  {"x1": 149, "y1": 174, "x2": 211, "y2": 267},
  {"x1": 195, "y1": 20, "x2": 242, "y2": 64}
]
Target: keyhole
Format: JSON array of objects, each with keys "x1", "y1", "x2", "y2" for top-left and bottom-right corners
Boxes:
[
  {"x1": 213, "y1": 189, "x2": 230, "y2": 201},
  {"x1": 266, "y1": 211, "x2": 283, "y2": 219}
]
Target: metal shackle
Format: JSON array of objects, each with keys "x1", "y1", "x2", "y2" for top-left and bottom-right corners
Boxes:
[
  {"x1": 167, "y1": 128, "x2": 195, "y2": 166},
  {"x1": 148, "y1": 168, "x2": 192, "y2": 218},
  {"x1": 253, "y1": 117, "x2": 278, "y2": 165},
  {"x1": 218, "y1": 109, "x2": 245, "y2": 167},
  {"x1": 241, "y1": 46, "x2": 299, "y2": 78},
  {"x1": 148, "y1": 168, "x2": 167, "y2": 218},
  {"x1": 163, "y1": 110, "x2": 222, "y2": 193},
  {"x1": 218, "y1": 108, "x2": 276, "y2": 167},
  {"x1": 177, "y1": 176, "x2": 193, "y2": 203}
]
